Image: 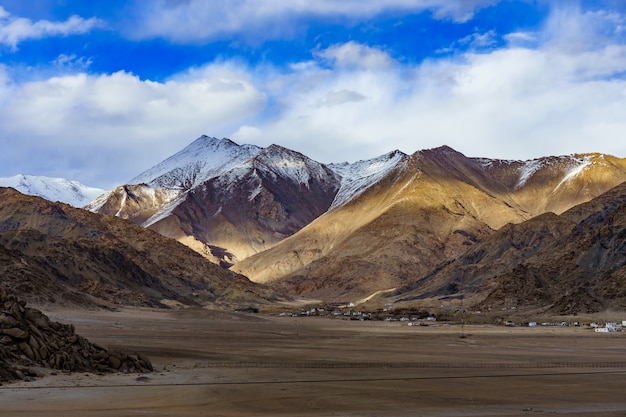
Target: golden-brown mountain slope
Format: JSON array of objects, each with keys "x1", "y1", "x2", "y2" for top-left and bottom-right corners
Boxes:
[
  {"x1": 233, "y1": 147, "x2": 527, "y2": 300},
  {"x1": 234, "y1": 147, "x2": 626, "y2": 303},
  {"x1": 480, "y1": 153, "x2": 626, "y2": 215},
  {"x1": 387, "y1": 181, "x2": 626, "y2": 314}
]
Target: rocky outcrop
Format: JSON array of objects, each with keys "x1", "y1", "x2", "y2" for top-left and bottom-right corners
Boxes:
[{"x1": 0, "y1": 288, "x2": 152, "y2": 382}]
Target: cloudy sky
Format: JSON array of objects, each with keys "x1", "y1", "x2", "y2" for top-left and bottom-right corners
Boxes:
[{"x1": 1, "y1": 0, "x2": 626, "y2": 188}]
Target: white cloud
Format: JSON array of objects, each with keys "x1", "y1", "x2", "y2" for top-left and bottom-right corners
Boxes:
[
  {"x1": 52, "y1": 54, "x2": 93, "y2": 71},
  {"x1": 438, "y1": 29, "x2": 499, "y2": 54},
  {"x1": 314, "y1": 42, "x2": 395, "y2": 70},
  {"x1": 126, "y1": 0, "x2": 500, "y2": 41},
  {"x1": 541, "y1": 5, "x2": 626, "y2": 53},
  {"x1": 0, "y1": 6, "x2": 102, "y2": 50},
  {"x1": 231, "y1": 16, "x2": 626, "y2": 164},
  {"x1": 319, "y1": 90, "x2": 367, "y2": 107},
  {"x1": 428, "y1": 0, "x2": 500, "y2": 22},
  {"x1": 458, "y1": 29, "x2": 498, "y2": 49},
  {"x1": 0, "y1": 65, "x2": 266, "y2": 187},
  {"x1": 503, "y1": 31, "x2": 538, "y2": 47}
]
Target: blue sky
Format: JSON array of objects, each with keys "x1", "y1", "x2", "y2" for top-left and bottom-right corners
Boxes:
[{"x1": 1, "y1": 0, "x2": 626, "y2": 189}]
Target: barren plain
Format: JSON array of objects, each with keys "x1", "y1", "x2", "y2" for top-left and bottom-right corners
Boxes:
[{"x1": 1, "y1": 307, "x2": 626, "y2": 417}]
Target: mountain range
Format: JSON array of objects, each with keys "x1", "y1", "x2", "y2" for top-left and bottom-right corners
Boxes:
[
  {"x1": 5, "y1": 135, "x2": 626, "y2": 314},
  {"x1": 0, "y1": 174, "x2": 104, "y2": 207}
]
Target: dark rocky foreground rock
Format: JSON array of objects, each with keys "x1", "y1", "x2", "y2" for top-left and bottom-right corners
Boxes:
[{"x1": 0, "y1": 287, "x2": 152, "y2": 382}]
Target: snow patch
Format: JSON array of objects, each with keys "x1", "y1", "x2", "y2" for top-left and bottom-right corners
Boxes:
[
  {"x1": 0, "y1": 174, "x2": 105, "y2": 207},
  {"x1": 115, "y1": 192, "x2": 128, "y2": 217},
  {"x1": 142, "y1": 192, "x2": 188, "y2": 228},
  {"x1": 329, "y1": 150, "x2": 408, "y2": 209},
  {"x1": 553, "y1": 156, "x2": 593, "y2": 191},
  {"x1": 249, "y1": 183, "x2": 263, "y2": 201},
  {"x1": 516, "y1": 159, "x2": 544, "y2": 189},
  {"x1": 86, "y1": 190, "x2": 114, "y2": 212},
  {"x1": 254, "y1": 145, "x2": 337, "y2": 188}
]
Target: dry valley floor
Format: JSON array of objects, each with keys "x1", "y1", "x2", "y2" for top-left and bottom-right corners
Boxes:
[{"x1": 1, "y1": 307, "x2": 626, "y2": 417}]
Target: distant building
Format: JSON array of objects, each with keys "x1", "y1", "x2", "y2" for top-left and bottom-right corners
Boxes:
[
  {"x1": 595, "y1": 327, "x2": 612, "y2": 333},
  {"x1": 594, "y1": 322, "x2": 622, "y2": 333}
]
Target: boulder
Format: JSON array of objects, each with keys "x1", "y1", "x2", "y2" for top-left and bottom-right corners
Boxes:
[
  {"x1": 2, "y1": 327, "x2": 28, "y2": 340},
  {"x1": 0, "y1": 287, "x2": 152, "y2": 382}
]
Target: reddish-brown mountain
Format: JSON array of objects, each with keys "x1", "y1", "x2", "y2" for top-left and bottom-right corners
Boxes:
[{"x1": 89, "y1": 137, "x2": 340, "y2": 266}]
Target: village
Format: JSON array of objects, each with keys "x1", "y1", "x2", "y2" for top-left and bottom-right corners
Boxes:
[{"x1": 276, "y1": 303, "x2": 626, "y2": 333}]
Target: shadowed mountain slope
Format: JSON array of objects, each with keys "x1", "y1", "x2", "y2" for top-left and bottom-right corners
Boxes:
[{"x1": 0, "y1": 187, "x2": 282, "y2": 310}]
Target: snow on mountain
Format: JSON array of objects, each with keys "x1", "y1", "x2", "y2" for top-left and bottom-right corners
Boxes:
[
  {"x1": 92, "y1": 136, "x2": 343, "y2": 246},
  {"x1": 205, "y1": 144, "x2": 341, "y2": 204},
  {"x1": 515, "y1": 155, "x2": 595, "y2": 190},
  {"x1": 130, "y1": 135, "x2": 261, "y2": 189},
  {"x1": 121, "y1": 135, "x2": 406, "y2": 218},
  {"x1": 0, "y1": 174, "x2": 105, "y2": 208},
  {"x1": 474, "y1": 154, "x2": 602, "y2": 191},
  {"x1": 97, "y1": 136, "x2": 266, "y2": 222},
  {"x1": 553, "y1": 155, "x2": 594, "y2": 191},
  {"x1": 515, "y1": 159, "x2": 544, "y2": 189},
  {"x1": 328, "y1": 150, "x2": 408, "y2": 209},
  {"x1": 92, "y1": 134, "x2": 623, "y2": 235},
  {"x1": 124, "y1": 136, "x2": 414, "y2": 222},
  {"x1": 141, "y1": 190, "x2": 189, "y2": 228},
  {"x1": 253, "y1": 144, "x2": 340, "y2": 187}
]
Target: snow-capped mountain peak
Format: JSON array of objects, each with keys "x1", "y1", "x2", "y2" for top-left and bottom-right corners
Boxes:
[
  {"x1": 130, "y1": 135, "x2": 262, "y2": 190},
  {"x1": 0, "y1": 174, "x2": 105, "y2": 207}
]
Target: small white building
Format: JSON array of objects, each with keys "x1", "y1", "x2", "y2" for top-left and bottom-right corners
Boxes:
[
  {"x1": 595, "y1": 322, "x2": 621, "y2": 333},
  {"x1": 595, "y1": 327, "x2": 612, "y2": 333}
]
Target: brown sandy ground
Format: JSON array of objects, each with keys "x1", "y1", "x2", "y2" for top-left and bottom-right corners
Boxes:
[{"x1": 0, "y1": 307, "x2": 625, "y2": 417}]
